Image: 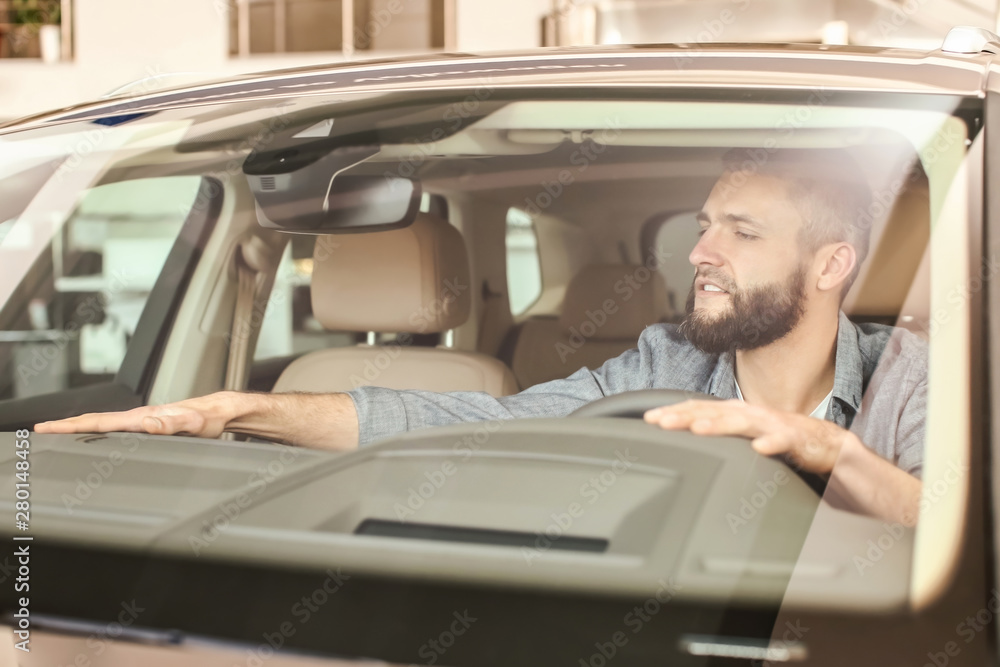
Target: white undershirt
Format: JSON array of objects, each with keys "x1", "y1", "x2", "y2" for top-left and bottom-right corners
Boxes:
[{"x1": 733, "y1": 379, "x2": 833, "y2": 420}]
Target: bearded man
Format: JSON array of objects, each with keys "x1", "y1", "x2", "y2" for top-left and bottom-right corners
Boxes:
[{"x1": 36, "y1": 148, "x2": 927, "y2": 524}]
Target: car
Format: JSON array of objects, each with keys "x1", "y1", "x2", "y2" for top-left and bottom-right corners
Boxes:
[{"x1": 0, "y1": 25, "x2": 995, "y2": 667}]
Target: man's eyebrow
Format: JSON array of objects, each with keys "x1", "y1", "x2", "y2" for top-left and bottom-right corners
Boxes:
[
  {"x1": 695, "y1": 212, "x2": 766, "y2": 230},
  {"x1": 723, "y1": 213, "x2": 766, "y2": 230}
]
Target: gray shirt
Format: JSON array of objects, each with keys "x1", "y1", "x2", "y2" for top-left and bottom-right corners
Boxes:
[{"x1": 348, "y1": 311, "x2": 928, "y2": 478}]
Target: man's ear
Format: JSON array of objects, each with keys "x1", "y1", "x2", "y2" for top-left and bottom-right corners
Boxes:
[{"x1": 815, "y1": 243, "x2": 857, "y2": 294}]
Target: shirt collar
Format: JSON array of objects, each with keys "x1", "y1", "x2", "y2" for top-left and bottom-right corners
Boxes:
[
  {"x1": 707, "y1": 351, "x2": 738, "y2": 399},
  {"x1": 706, "y1": 311, "x2": 864, "y2": 413},
  {"x1": 832, "y1": 310, "x2": 864, "y2": 413}
]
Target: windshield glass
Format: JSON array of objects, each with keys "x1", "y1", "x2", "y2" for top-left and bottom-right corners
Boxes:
[{"x1": 0, "y1": 89, "x2": 977, "y2": 648}]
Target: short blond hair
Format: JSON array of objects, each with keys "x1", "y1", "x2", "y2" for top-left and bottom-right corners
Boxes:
[{"x1": 721, "y1": 147, "x2": 873, "y2": 296}]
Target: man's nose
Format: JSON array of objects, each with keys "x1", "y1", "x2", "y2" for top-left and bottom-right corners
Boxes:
[{"x1": 688, "y1": 228, "x2": 724, "y2": 267}]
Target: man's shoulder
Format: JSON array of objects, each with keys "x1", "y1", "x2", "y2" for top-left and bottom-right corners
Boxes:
[
  {"x1": 639, "y1": 322, "x2": 705, "y2": 352},
  {"x1": 852, "y1": 319, "x2": 928, "y2": 384},
  {"x1": 637, "y1": 323, "x2": 721, "y2": 373},
  {"x1": 630, "y1": 323, "x2": 723, "y2": 391}
]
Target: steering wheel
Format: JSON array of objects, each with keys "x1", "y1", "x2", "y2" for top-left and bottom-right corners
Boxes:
[{"x1": 570, "y1": 389, "x2": 829, "y2": 496}]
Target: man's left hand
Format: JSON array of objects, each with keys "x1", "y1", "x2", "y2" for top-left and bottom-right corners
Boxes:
[{"x1": 643, "y1": 399, "x2": 854, "y2": 474}]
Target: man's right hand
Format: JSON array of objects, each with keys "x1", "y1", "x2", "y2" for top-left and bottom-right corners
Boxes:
[
  {"x1": 35, "y1": 391, "x2": 239, "y2": 439},
  {"x1": 34, "y1": 391, "x2": 360, "y2": 451}
]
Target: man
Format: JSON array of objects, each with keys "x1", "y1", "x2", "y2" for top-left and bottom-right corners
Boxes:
[{"x1": 36, "y1": 148, "x2": 926, "y2": 525}]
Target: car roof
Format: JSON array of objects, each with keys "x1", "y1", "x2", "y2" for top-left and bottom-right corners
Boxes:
[{"x1": 4, "y1": 43, "x2": 992, "y2": 131}]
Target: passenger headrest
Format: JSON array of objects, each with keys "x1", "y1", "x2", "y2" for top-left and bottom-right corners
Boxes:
[
  {"x1": 559, "y1": 264, "x2": 670, "y2": 340},
  {"x1": 311, "y1": 213, "x2": 471, "y2": 333},
  {"x1": 843, "y1": 168, "x2": 929, "y2": 317}
]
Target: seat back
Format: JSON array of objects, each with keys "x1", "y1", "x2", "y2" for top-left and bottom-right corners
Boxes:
[
  {"x1": 275, "y1": 212, "x2": 518, "y2": 396},
  {"x1": 510, "y1": 264, "x2": 670, "y2": 388}
]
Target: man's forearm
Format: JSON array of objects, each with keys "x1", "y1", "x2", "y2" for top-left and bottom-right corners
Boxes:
[
  {"x1": 221, "y1": 391, "x2": 360, "y2": 451},
  {"x1": 828, "y1": 434, "x2": 922, "y2": 526}
]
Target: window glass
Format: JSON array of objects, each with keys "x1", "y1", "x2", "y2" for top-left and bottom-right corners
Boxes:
[
  {"x1": 229, "y1": 0, "x2": 444, "y2": 56},
  {"x1": 3, "y1": 92, "x2": 975, "y2": 625},
  {"x1": 1, "y1": 0, "x2": 64, "y2": 59},
  {"x1": 0, "y1": 176, "x2": 201, "y2": 399},
  {"x1": 505, "y1": 207, "x2": 542, "y2": 316}
]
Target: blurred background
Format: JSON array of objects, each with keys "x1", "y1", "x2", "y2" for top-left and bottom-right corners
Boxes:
[{"x1": 0, "y1": 0, "x2": 997, "y2": 122}]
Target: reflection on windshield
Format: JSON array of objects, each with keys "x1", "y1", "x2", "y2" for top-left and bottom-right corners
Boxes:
[{"x1": 1, "y1": 92, "x2": 974, "y2": 623}]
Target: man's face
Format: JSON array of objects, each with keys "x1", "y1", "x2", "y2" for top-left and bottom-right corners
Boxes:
[{"x1": 679, "y1": 169, "x2": 811, "y2": 354}]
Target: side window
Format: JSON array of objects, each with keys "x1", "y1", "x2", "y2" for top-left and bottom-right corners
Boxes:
[
  {"x1": 229, "y1": 0, "x2": 448, "y2": 57},
  {"x1": 505, "y1": 207, "x2": 542, "y2": 316},
  {"x1": 0, "y1": 176, "x2": 203, "y2": 400}
]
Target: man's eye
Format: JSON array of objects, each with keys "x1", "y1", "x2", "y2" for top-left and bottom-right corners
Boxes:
[
  {"x1": 735, "y1": 231, "x2": 758, "y2": 241},
  {"x1": 697, "y1": 228, "x2": 708, "y2": 237}
]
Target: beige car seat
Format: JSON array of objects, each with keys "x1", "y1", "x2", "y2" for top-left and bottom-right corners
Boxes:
[
  {"x1": 509, "y1": 263, "x2": 670, "y2": 388},
  {"x1": 843, "y1": 165, "x2": 930, "y2": 338},
  {"x1": 274, "y1": 213, "x2": 518, "y2": 395}
]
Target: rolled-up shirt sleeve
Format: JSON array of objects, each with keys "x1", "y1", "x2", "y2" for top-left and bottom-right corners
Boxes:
[
  {"x1": 346, "y1": 330, "x2": 657, "y2": 446},
  {"x1": 894, "y1": 377, "x2": 927, "y2": 479},
  {"x1": 848, "y1": 325, "x2": 928, "y2": 480}
]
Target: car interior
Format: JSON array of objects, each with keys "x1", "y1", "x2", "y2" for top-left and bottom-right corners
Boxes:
[
  {"x1": 0, "y1": 90, "x2": 977, "y2": 666},
  {"x1": 238, "y1": 112, "x2": 933, "y2": 400},
  {"x1": 0, "y1": 95, "x2": 939, "y2": 405}
]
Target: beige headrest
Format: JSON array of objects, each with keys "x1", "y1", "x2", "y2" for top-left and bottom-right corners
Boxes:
[
  {"x1": 559, "y1": 264, "x2": 670, "y2": 340},
  {"x1": 843, "y1": 175, "x2": 929, "y2": 317},
  {"x1": 311, "y1": 213, "x2": 471, "y2": 333}
]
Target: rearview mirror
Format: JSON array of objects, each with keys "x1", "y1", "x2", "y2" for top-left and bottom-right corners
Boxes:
[{"x1": 244, "y1": 145, "x2": 422, "y2": 234}]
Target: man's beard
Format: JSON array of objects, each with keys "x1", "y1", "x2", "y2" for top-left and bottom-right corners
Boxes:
[{"x1": 678, "y1": 266, "x2": 807, "y2": 355}]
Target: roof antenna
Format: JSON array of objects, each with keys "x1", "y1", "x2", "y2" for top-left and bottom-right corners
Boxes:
[{"x1": 941, "y1": 26, "x2": 1000, "y2": 54}]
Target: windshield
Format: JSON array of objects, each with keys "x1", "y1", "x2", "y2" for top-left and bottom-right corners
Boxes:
[{"x1": 0, "y1": 87, "x2": 978, "y2": 663}]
